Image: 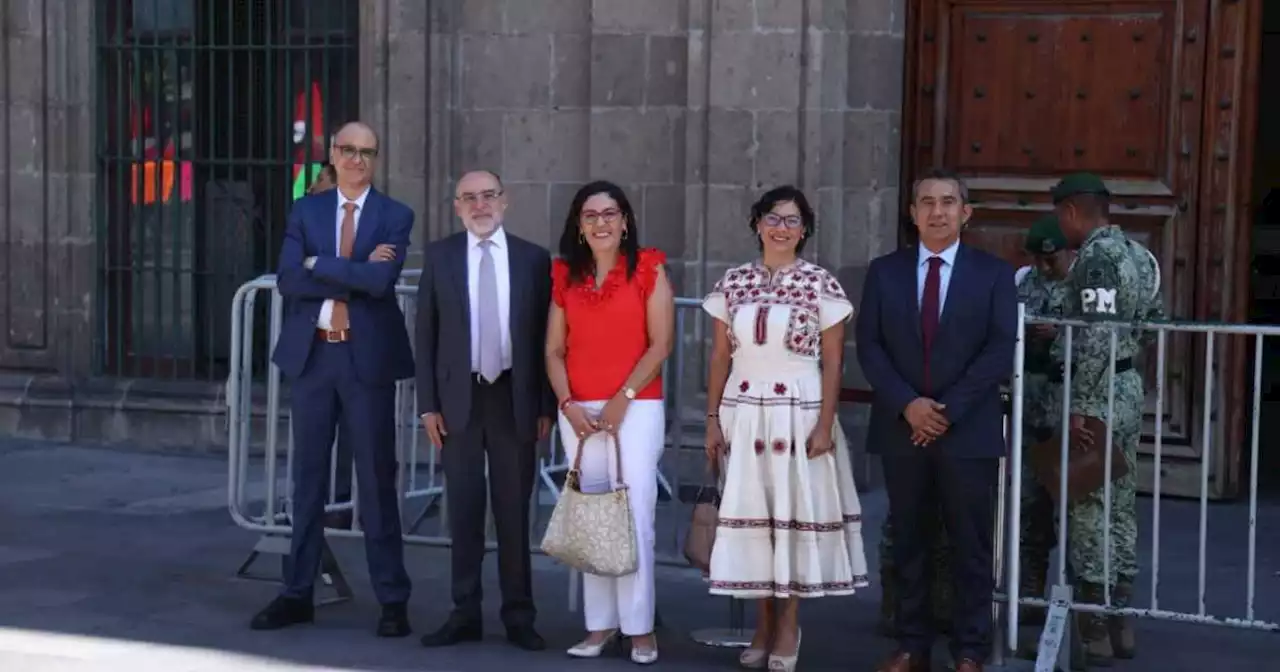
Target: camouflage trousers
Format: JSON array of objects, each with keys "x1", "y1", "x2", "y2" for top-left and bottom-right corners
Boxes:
[
  {"x1": 879, "y1": 513, "x2": 953, "y2": 628},
  {"x1": 1020, "y1": 378, "x2": 1141, "y2": 589}
]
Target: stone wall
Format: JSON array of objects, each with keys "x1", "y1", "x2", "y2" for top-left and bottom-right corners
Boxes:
[{"x1": 0, "y1": 0, "x2": 908, "y2": 460}]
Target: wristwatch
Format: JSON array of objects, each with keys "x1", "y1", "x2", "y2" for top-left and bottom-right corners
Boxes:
[{"x1": 622, "y1": 386, "x2": 637, "y2": 400}]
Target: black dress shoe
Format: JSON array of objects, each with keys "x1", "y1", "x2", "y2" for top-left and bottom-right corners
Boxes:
[
  {"x1": 420, "y1": 618, "x2": 482, "y2": 647},
  {"x1": 250, "y1": 596, "x2": 314, "y2": 630},
  {"x1": 506, "y1": 624, "x2": 546, "y2": 651},
  {"x1": 377, "y1": 602, "x2": 412, "y2": 638}
]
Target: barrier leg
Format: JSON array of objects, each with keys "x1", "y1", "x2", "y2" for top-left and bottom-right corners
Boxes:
[
  {"x1": 690, "y1": 597, "x2": 754, "y2": 648},
  {"x1": 233, "y1": 533, "x2": 354, "y2": 607}
]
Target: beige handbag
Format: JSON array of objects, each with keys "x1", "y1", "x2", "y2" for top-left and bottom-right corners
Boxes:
[{"x1": 540, "y1": 431, "x2": 638, "y2": 577}]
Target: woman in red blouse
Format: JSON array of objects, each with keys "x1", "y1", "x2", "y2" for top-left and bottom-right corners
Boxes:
[{"x1": 545, "y1": 181, "x2": 674, "y2": 665}]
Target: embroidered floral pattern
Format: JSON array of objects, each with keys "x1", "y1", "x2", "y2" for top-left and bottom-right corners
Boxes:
[
  {"x1": 706, "y1": 259, "x2": 850, "y2": 359},
  {"x1": 773, "y1": 382, "x2": 787, "y2": 395}
]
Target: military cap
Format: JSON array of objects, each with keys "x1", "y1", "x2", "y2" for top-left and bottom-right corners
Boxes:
[
  {"x1": 1050, "y1": 172, "x2": 1110, "y2": 204},
  {"x1": 1025, "y1": 214, "x2": 1067, "y2": 255}
]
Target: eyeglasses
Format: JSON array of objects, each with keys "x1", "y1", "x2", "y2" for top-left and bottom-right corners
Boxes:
[
  {"x1": 336, "y1": 144, "x2": 378, "y2": 162},
  {"x1": 456, "y1": 189, "x2": 503, "y2": 205},
  {"x1": 762, "y1": 213, "x2": 803, "y2": 229},
  {"x1": 581, "y1": 209, "x2": 621, "y2": 226}
]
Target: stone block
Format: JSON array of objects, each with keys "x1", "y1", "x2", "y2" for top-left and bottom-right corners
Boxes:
[
  {"x1": 848, "y1": 0, "x2": 901, "y2": 34},
  {"x1": 501, "y1": 182, "x2": 552, "y2": 246},
  {"x1": 755, "y1": 0, "x2": 804, "y2": 30},
  {"x1": 818, "y1": 30, "x2": 849, "y2": 109},
  {"x1": 642, "y1": 184, "x2": 686, "y2": 256},
  {"x1": 5, "y1": 104, "x2": 44, "y2": 172},
  {"x1": 457, "y1": 110, "x2": 505, "y2": 174},
  {"x1": 552, "y1": 34, "x2": 591, "y2": 107},
  {"x1": 459, "y1": 0, "x2": 505, "y2": 32},
  {"x1": 589, "y1": 109, "x2": 677, "y2": 183},
  {"x1": 503, "y1": 109, "x2": 589, "y2": 182},
  {"x1": 388, "y1": 30, "x2": 429, "y2": 101},
  {"x1": 705, "y1": 108, "x2": 755, "y2": 186},
  {"x1": 507, "y1": 0, "x2": 591, "y2": 33},
  {"x1": 590, "y1": 34, "x2": 647, "y2": 106},
  {"x1": 705, "y1": 185, "x2": 757, "y2": 262},
  {"x1": 817, "y1": 110, "x2": 845, "y2": 188},
  {"x1": 708, "y1": 32, "x2": 802, "y2": 109},
  {"x1": 461, "y1": 35, "x2": 552, "y2": 108},
  {"x1": 754, "y1": 110, "x2": 800, "y2": 187},
  {"x1": 846, "y1": 33, "x2": 904, "y2": 110},
  {"x1": 391, "y1": 0, "x2": 431, "y2": 32},
  {"x1": 844, "y1": 110, "x2": 899, "y2": 189},
  {"x1": 549, "y1": 183, "x2": 584, "y2": 240},
  {"x1": 387, "y1": 107, "x2": 428, "y2": 177},
  {"x1": 647, "y1": 35, "x2": 689, "y2": 106},
  {"x1": 592, "y1": 0, "x2": 685, "y2": 34},
  {"x1": 711, "y1": 0, "x2": 755, "y2": 32}
]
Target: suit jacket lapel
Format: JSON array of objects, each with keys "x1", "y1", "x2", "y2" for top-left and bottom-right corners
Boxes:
[
  {"x1": 448, "y1": 233, "x2": 471, "y2": 330},
  {"x1": 938, "y1": 244, "x2": 968, "y2": 333},
  {"x1": 506, "y1": 236, "x2": 528, "y2": 336},
  {"x1": 901, "y1": 248, "x2": 922, "y2": 342},
  {"x1": 314, "y1": 190, "x2": 339, "y2": 257},
  {"x1": 351, "y1": 189, "x2": 383, "y2": 259}
]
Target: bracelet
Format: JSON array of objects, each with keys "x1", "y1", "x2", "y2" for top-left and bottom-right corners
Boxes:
[
  {"x1": 558, "y1": 398, "x2": 575, "y2": 411},
  {"x1": 706, "y1": 412, "x2": 719, "y2": 419}
]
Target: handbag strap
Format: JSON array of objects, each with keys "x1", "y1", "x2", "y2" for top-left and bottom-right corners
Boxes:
[{"x1": 569, "y1": 430, "x2": 627, "y2": 488}]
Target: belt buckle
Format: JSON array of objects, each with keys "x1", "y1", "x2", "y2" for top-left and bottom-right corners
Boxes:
[{"x1": 324, "y1": 330, "x2": 344, "y2": 344}]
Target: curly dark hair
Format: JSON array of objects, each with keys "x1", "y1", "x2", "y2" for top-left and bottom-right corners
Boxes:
[
  {"x1": 557, "y1": 180, "x2": 640, "y2": 285},
  {"x1": 748, "y1": 185, "x2": 816, "y2": 254}
]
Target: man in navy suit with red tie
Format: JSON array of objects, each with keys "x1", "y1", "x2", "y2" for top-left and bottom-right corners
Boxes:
[
  {"x1": 857, "y1": 168, "x2": 1017, "y2": 672},
  {"x1": 250, "y1": 121, "x2": 415, "y2": 638}
]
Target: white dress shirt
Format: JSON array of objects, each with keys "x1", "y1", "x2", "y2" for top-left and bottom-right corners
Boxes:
[
  {"x1": 317, "y1": 186, "x2": 371, "y2": 330},
  {"x1": 468, "y1": 227, "x2": 512, "y2": 373},
  {"x1": 916, "y1": 239, "x2": 960, "y2": 317}
]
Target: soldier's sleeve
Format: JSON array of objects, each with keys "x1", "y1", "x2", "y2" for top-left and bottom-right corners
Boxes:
[
  {"x1": 1067, "y1": 246, "x2": 1125, "y2": 419},
  {"x1": 1138, "y1": 249, "x2": 1166, "y2": 346}
]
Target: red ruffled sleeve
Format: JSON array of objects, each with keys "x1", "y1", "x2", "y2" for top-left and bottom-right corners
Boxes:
[
  {"x1": 551, "y1": 258, "x2": 570, "y2": 307},
  {"x1": 636, "y1": 248, "x2": 667, "y2": 297}
]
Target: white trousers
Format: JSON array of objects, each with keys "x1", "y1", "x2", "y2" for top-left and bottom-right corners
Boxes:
[{"x1": 558, "y1": 398, "x2": 665, "y2": 636}]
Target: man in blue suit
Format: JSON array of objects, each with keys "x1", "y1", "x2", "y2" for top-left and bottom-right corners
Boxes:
[
  {"x1": 858, "y1": 168, "x2": 1016, "y2": 672},
  {"x1": 251, "y1": 121, "x2": 415, "y2": 638}
]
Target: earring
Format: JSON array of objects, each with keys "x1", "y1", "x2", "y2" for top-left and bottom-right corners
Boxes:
[
  {"x1": 622, "y1": 228, "x2": 628, "y2": 240},
  {"x1": 579, "y1": 232, "x2": 586, "y2": 244}
]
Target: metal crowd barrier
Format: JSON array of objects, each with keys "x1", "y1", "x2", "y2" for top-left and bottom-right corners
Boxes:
[
  {"x1": 226, "y1": 277, "x2": 877, "y2": 638},
  {"x1": 1003, "y1": 303, "x2": 1280, "y2": 670}
]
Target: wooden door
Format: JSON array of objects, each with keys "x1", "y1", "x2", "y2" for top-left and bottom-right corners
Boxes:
[{"x1": 901, "y1": 0, "x2": 1262, "y2": 498}]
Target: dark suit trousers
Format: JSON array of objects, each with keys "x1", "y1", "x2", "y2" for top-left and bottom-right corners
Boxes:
[
  {"x1": 883, "y1": 446, "x2": 999, "y2": 662},
  {"x1": 442, "y1": 372, "x2": 537, "y2": 627},
  {"x1": 282, "y1": 341, "x2": 411, "y2": 605}
]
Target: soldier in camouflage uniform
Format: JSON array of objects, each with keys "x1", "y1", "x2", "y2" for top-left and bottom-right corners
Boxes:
[
  {"x1": 1050, "y1": 173, "x2": 1163, "y2": 665},
  {"x1": 1014, "y1": 215, "x2": 1073, "y2": 655}
]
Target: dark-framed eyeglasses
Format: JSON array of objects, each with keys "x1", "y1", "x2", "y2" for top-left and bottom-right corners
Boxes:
[
  {"x1": 762, "y1": 213, "x2": 803, "y2": 229},
  {"x1": 336, "y1": 144, "x2": 378, "y2": 161},
  {"x1": 581, "y1": 209, "x2": 622, "y2": 226},
  {"x1": 456, "y1": 189, "x2": 504, "y2": 205}
]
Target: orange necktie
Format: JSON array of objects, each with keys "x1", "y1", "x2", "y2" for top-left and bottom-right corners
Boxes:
[{"x1": 330, "y1": 202, "x2": 357, "y2": 331}]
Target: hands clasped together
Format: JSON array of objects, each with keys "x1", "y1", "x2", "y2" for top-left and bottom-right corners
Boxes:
[
  {"x1": 904, "y1": 397, "x2": 948, "y2": 446},
  {"x1": 562, "y1": 394, "x2": 629, "y2": 440}
]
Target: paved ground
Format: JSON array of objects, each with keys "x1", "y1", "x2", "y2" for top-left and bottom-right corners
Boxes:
[{"x1": 0, "y1": 439, "x2": 1276, "y2": 671}]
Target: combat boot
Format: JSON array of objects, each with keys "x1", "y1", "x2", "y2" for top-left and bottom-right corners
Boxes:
[
  {"x1": 1108, "y1": 579, "x2": 1136, "y2": 658},
  {"x1": 1071, "y1": 582, "x2": 1114, "y2": 669}
]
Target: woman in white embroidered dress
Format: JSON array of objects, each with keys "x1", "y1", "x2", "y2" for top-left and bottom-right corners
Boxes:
[{"x1": 702, "y1": 186, "x2": 869, "y2": 672}]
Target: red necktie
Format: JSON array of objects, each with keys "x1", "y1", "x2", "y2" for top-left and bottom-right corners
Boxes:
[{"x1": 920, "y1": 256, "x2": 942, "y2": 394}]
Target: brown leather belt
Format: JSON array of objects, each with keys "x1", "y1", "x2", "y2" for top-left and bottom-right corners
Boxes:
[{"x1": 316, "y1": 328, "x2": 350, "y2": 343}]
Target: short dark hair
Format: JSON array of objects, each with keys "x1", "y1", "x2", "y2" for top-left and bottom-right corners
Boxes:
[
  {"x1": 557, "y1": 181, "x2": 640, "y2": 285},
  {"x1": 912, "y1": 167, "x2": 969, "y2": 203},
  {"x1": 748, "y1": 185, "x2": 816, "y2": 255}
]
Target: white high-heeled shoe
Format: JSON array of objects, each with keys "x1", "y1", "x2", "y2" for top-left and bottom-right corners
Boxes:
[
  {"x1": 767, "y1": 629, "x2": 801, "y2": 671},
  {"x1": 739, "y1": 646, "x2": 769, "y2": 669},
  {"x1": 566, "y1": 630, "x2": 619, "y2": 658},
  {"x1": 630, "y1": 634, "x2": 659, "y2": 665}
]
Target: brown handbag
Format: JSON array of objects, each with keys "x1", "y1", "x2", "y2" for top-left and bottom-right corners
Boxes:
[
  {"x1": 1030, "y1": 415, "x2": 1129, "y2": 503},
  {"x1": 682, "y1": 465, "x2": 721, "y2": 574}
]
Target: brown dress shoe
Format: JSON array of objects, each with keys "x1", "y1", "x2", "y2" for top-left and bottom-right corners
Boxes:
[
  {"x1": 877, "y1": 651, "x2": 930, "y2": 672},
  {"x1": 956, "y1": 658, "x2": 984, "y2": 672}
]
